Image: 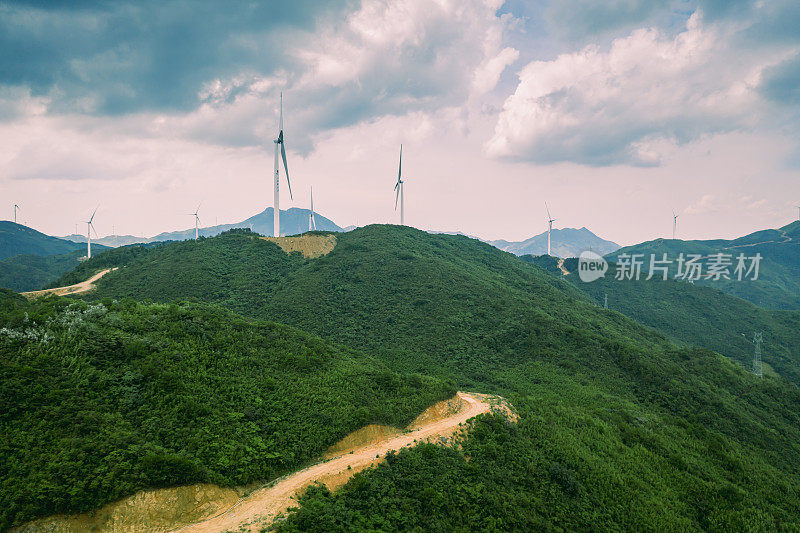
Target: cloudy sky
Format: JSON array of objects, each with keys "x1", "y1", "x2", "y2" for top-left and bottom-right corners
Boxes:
[{"x1": 2, "y1": 0, "x2": 799, "y2": 245}]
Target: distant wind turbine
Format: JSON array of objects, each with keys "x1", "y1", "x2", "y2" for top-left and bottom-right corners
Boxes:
[
  {"x1": 308, "y1": 187, "x2": 317, "y2": 231},
  {"x1": 394, "y1": 145, "x2": 404, "y2": 225},
  {"x1": 545, "y1": 202, "x2": 556, "y2": 256},
  {"x1": 272, "y1": 93, "x2": 292, "y2": 237},
  {"x1": 13, "y1": 204, "x2": 20, "y2": 224},
  {"x1": 796, "y1": 205, "x2": 800, "y2": 221},
  {"x1": 190, "y1": 203, "x2": 202, "y2": 240},
  {"x1": 85, "y1": 206, "x2": 99, "y2": 259},
  {"x1": 672, "y1": 210, "x2": 679, "y2": 240}
]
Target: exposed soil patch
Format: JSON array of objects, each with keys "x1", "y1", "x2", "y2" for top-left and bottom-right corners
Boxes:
[
  {"x1": 21, "y1": 268, "x2": 117, "y2": 299},
  {"x1": 259, "y1": 234, "x2": 337, "y2": 258}
]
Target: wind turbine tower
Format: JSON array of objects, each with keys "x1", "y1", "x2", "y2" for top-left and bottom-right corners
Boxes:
[
  {"x1": 753, "y1": 332, "x2": 763, "y2": 378},
  {"x1": 796, "y1": 205, "x2": 800, "y2": 221},
  {"x1": 545, "y1": 202, "x2": 556, "y2": 256},
  {"x1": 272, "y1": 93, "x2": 292, "y2": 237},
  {"x1": 13, "y1": 204, "x2": 20, "y2": 224},
  {"x1": 394, "y1": 145, "x2": 404, "y2": 225},
  {"x1": 85, "y1": 206, "x2": 98, "y2": 259},
  {"x1": 672, "y1": 210, "x2": 679, "y2": 240},
  {"x1": 308, "y1": 187, "x2": 317, "y2": 231},
  {"x1": 191, "y1": 204, "x2": 201, "y2": 240}
]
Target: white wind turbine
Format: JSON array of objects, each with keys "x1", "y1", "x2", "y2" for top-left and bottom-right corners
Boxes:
[
  {"x1": 394, "y1": 145, "x2": 404, "y2": 225},
  {"x1": 308, "y1": 187, "x2": 317, "y2": 231},
  {"x1": 190, "y1": 203, "x2": 201, "y2": 240},
  {"x1": 13, "y1": 204, "x2": 20, "y2": 224},
  {"x1": 272, "y1": 93, "x2": 292, "y2": 237},
  {"x1": 672, "y1": 210, "x2": 679, "y2": 240},
  {"x1": 545, "y1": 202, "x2": 556, "y2": 256},
  {"x1": 85, "y1": 206, "x2": 99, "y2": 259},
  {"x1": 795, "y1": 204, "x2": 800, "y2": 221}
]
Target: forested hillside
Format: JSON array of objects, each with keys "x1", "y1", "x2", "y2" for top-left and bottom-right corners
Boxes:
[
  {"x1": 57, "y1": 225, "x2": 800, "y2": 529},
  {"x1": 607, "y1": 221, "x2": 800, "y2": 310},
  {"x1": 523, "y1": 255, "x2": 800, "y2": 386},
  {"x1": 0, "y1": 290, "x2": 453, "y2": 530},
  {"x1": 0, "y1": 221, "x2": 84, "y2": 260},
  {"x1": 0, "y1": 249, "x2": 87, "y2": 292}
]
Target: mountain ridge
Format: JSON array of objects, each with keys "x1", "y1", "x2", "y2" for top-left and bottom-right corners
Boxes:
[
  {"x1": 59, "y1": 207, "x2": 343, "y2": 247},
  {"x1": 488, "y1": 226, "x2": 620, "y2": 258}
]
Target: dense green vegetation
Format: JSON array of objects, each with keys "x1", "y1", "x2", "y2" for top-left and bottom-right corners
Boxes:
[
  {"x1": 0, "y1": 289, "x2": 453, "y2": 530},
  {"x1": 522, "y1": 255, "x2": 800, "y2": 386},
  {"x1": 0, "y1": 221, "x2": 85, "y2": 261},
  {"x1": 607, "y1": 221, "x2": 800, "y2": 310},
  {"x1": 0, "y1": 222, "x2": 114, "y2": 291},
  {"x1": 0, "y1": 249, "x2": 87, "y2": 292},
  {"x1": 57, "y1": 225, "x2": 800, "y2": 529}
]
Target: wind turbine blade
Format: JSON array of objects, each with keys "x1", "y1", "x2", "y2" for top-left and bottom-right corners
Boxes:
[
  {"x1": 545, "y1": 201, "x2": 551, "y2": 220},
  {"x1": 195, "y1": 202, "x2": 201, "y2": 215},
  {"x1": 279, "y1": 92, "x2": 283, "y2": 131},
  {"x1": 395, "y1": 185, "x2": 400, "y2": 210},
  {"x1": 89, "y1": 205, "x2": 99, "y2": 223},
  {"x1": 398, "y1": 144, "x2": 402, "y2": 182},
  {"x1": 281, "y1": 142, "x2": 292, "y2": 200}
]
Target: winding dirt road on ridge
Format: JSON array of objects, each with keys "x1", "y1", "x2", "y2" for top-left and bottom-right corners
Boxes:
[
  {"x1": 21, "y1": 268, "x2": 117, "y2": 299},
  {"x1": 173, "y1": 392, "x2": 507, "y2": 533}
]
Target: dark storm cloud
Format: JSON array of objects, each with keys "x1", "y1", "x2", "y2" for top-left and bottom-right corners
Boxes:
[{"x1": 0, "y1": 0, "x2": 350, "y2": 115}]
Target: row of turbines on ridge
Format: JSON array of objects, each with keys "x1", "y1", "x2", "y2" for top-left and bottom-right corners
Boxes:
[{"x1": 10, "y1": 93, "x2": 800, "y2": 260}]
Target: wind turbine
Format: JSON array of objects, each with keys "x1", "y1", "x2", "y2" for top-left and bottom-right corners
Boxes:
[
  {"x1": 308, "y1": 187, "x2": 317, "y2": 231},
  {"x1": 85, "y1": 206, "x2": 99, "y2": 259},
  {"x1": 545, "y1": 202, "x2": 556, "y2": 256},
  {"x1": 394, "y1": 145, "x2": 404, "y2": 225},
  {"x1": 795, "y1": 205, "x2": 800, "y2": 221},
  {"x1": 272, "y1": 93, "x2": 292, "y2": 237},
  {"x1": 13, "y1": 204, "x2": 20, "y2": 224},
  {"x1": 190, "y1": 203, "x2": 201, "y2": 240},
  {"x1": 672, "y1": 210, "x2": 679, "y2": 240}
]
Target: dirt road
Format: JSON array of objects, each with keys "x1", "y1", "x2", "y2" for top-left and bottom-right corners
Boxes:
[
  {"x1": 173, "y1": 392, "x2": 503, "y2": 532},
  {"x1": 22, "y1": 268, "x2": 116, "y2": 299}
]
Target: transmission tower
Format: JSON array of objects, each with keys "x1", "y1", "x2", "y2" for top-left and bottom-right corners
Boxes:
[{"x1": 753, "y1": 332, "x2": 763, "y2": 378}]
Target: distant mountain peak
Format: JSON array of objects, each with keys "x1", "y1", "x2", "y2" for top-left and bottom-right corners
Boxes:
[{"x1": 487, "y1": 227, "x2": 620, "y2": 258}]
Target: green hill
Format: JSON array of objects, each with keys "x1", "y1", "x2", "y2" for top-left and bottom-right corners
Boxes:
[
  {"x1": 0, "y1": 221, "x2": 85, "y2": 261},
  {"x1": 0, "y1": 289, "x2": 453, "y2": 530},
  {"x1": 607, "y1": 221, "x2": 800, "y2": 310},
  {"x1": 56, "y1": 225, "x2": 800, "y2": 529},
  {"x1": 0, "y1": 249, "x2": 89, "y2": 292},
  {"x1": 523, "y1": 255, "x2": 800, "y2": 386},
  {"x1": 0, "y1": 222, "x2": 112, "y2": 291}
]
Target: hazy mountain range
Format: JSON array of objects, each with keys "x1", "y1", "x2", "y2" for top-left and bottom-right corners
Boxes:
[
  {"x1": 60, "y1": 207, "x2": 343, "y2": 247},
  {"x1": 488, "y1": 227, "x2": 620, "y2": 258}
]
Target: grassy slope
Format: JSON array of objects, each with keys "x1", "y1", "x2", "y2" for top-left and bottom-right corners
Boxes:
[
  {"x1": 52, "y1": 225, "x2": 800, "y2": 529},
  {"x1": 0, "y1": 290, "x2": 453, "y2": 530},
  {"x1": 607, "y1": 221, "x2": 800, "y2": 310}
]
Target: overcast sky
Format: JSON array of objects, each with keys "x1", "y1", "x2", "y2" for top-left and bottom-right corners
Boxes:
[{"x1": 2, "y1": 0, "x2": 799, "y2": 245}]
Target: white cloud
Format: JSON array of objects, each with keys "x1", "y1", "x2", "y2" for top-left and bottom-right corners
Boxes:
[
  {"x1": 173, "y1": 0, "x2": 518, "y2": 153},
  {"x1": 486, "y1": 11, "x2": 795, "y2": 166}
]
